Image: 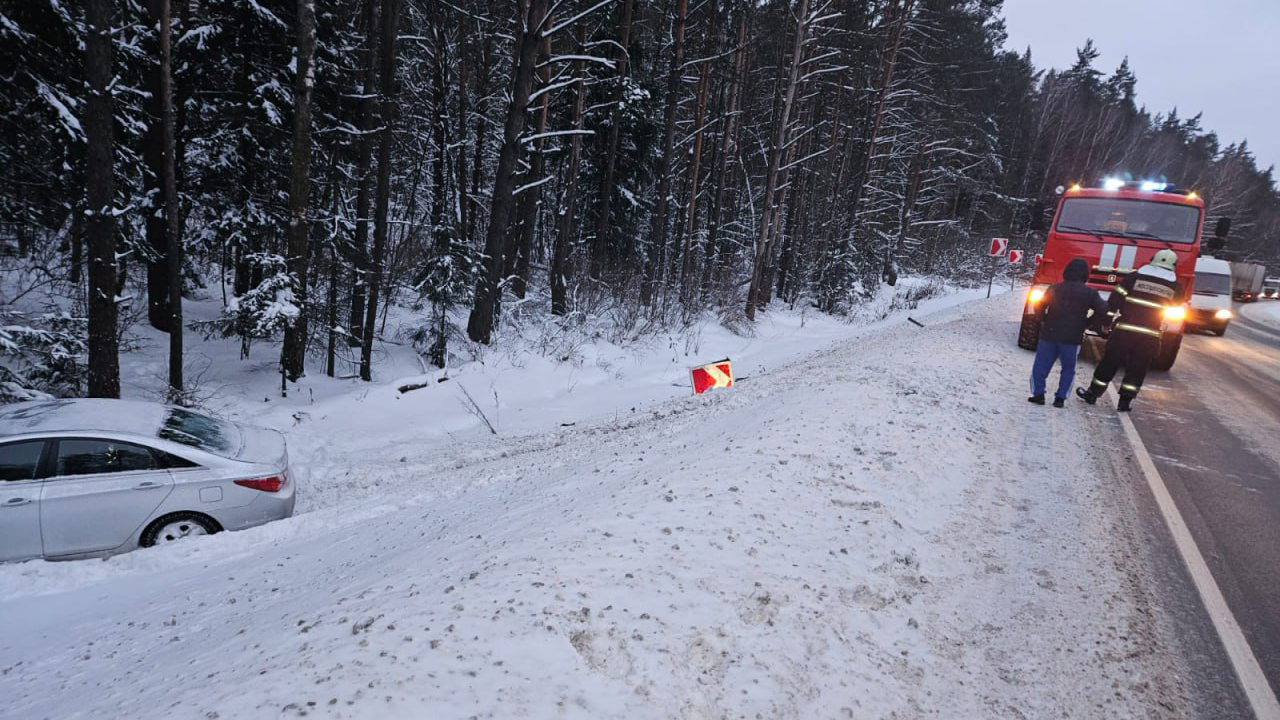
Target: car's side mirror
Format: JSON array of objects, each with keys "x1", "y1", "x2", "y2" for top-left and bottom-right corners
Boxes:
[{"x1": 1204, "y1": 217, "x2": 1230, "y2": 253}]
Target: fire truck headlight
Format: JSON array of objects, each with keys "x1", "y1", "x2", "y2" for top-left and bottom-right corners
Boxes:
[
  {"x1": 1214, "y1": 309, "x2": 1232, "y2": 320},
  {"x1": 1028, "y1": 286, "x2": 1047, "y2": 304},
  {"x1": 1163, "y1": 305, "x2": 1187, "y2": 321}
]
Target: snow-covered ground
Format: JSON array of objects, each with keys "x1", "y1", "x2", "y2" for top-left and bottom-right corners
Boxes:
[
  {"x1": 1240, "y1": 299, "x2": 1280, "y2": 329},
  {"x1": 0, "y1": 289, "x2": 1201, "y2": 719},
  {"x1": 113, "y1": 278, "x2": 982, "y2": 515}
]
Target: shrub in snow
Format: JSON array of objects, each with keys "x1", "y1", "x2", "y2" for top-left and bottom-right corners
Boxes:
[
  {"x1": 410, "y1": 229, "x2": 478, "y2": 368},
  {"x1": 0, "y1": 311, "x2": 86, "y2": 403},
  {"x1": 198, "y1": 254, "x2": 299, "y2": 359}
]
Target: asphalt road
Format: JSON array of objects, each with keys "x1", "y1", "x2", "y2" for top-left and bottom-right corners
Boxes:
[{"x1": 1132, "y1": 303, "x2": 1280, "y2": 708}]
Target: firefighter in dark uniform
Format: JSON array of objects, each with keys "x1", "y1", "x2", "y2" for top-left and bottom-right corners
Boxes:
[{"x1": 1076, "y1": 249, "x2": 1183, "y2": 412}]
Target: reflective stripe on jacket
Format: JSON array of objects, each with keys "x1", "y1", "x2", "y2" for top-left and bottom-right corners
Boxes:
[{"x1": 1109, "y1": 263, "x2": 1183, "y2": 337}]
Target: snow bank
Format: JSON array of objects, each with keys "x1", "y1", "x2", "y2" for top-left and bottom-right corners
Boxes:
[
  {"x1": 114, "y1": 280, "x2": 993, "y2": 516},
  {"x1": 1240, "y1": 300, "x2": 1280, "y2": 330}
]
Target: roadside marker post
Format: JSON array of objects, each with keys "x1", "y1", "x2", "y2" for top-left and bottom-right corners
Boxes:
[
  {"x1": 690, "y1": 359, "x2": 734, "y2": 395},
  {"x1": 1008, "y1": 249, "x2": 1024, "y2": 290},
  {"x1": 986, "y1": 238, "x2": 1008, "y2": 298}
]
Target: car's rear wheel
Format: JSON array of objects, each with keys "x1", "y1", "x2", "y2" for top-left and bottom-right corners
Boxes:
[{"x1": 140, "y1": 512, "x2": 220, "y2": 548}]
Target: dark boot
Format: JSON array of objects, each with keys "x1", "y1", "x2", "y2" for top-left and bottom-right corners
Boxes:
[
  {"x1": 1028, "y1": 394, "x2": 1045, "y2": 405},
  {"x1": 1117, "y1": 395, "x2": 1133, "y2": 412},
  {"x1": 1076, "y1": 387, "x2": 1098, "y2": 405},
  {"x1": 1053, "y1": 397, "x2": 1065, "y2": 408}
]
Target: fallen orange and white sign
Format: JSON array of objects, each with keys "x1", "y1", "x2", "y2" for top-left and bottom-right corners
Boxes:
[{"x1": 690, "y1": 359, "x2": 733, "y2": 394}]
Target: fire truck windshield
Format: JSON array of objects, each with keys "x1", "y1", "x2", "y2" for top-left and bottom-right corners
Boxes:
[{"x1": 1054, "y1": 197, "x2": 1200, "y2": 244}]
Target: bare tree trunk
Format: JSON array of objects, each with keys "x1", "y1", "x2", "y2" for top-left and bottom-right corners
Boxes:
[
  {"x1": 639, "y1": 0, "x2": 689, "y2": 308},
  {"x1": 360, "y1": 0, "x2": 400, "y2": 380},
  {"x1": 454, "y1": 53, "x2": 469, "y2": 242},
  {"x1": 143, "y1": 1, "x2": 170, "y2": 332},
  {"x1": 150, "y1": 0, "x2": 186, "y2": 399},
  {"x1": 232, "y1": 3, "x2": 253, "y2": 299},
  {"x1": 466, "y1": 0, "x2": 548, "y2": 344},
  {"x1": 282, "y1": 0, "x2": 317, "y2": 383},
  {"x1": 326, "y1": 191, "x2": 339, "y2": 378},
  {"x1": 746, "y1": 0, "x2": 810, "y2": 320},
  {"x1": 856, "y1": 0, "x2": 913, "y2": 274},
  {"x1": 464, "y1": 37, "x2": 491, "y2": 249},
  {"x1": 69, "y1": 213, "x2": 84, "y2": 286},
  {"x1": 551, "y1": 27, "x2": 588, "y2": 316},
  {"x1": 430, "y1": 23, "x2": 448, "y2": 234},
  {"x1": 508, "y1": 20, "x2": 551, "y2": 299},
  {"x1": 590, "y1": 0, "x2": 634, "y2": 280},
  {"x1": 677, "y1": 61, "x2": 710, "y2": 305},
  {"x1": 887, "y1": 138, "x2": 926, "y2": 281},
  {"x1": 702, "y1": 11, "x2": 747, "y2": 297},
  {"x1": 85, "y1": 0, "x2": 120, "y2": 398},
  {"x1": 349, "y1": 0, "x2": 381, "y2": 348}
]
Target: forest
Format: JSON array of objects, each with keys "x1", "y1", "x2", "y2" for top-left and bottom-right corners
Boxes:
[{"x1": 1, "y1": 0, "x2": 1277, "y2": 403}]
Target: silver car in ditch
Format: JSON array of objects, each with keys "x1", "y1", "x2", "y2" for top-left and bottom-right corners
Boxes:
[{"x1": 0, "y1": 399, "x2": 295, "y2": 562}]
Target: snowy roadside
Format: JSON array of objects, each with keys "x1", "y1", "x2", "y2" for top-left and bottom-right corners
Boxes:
[
  {"x1": 1240, "y1": 300, "x2": 1280, "y2": 329},
  {"x1": 108, "y1": 278, "x2": 989, "y2": 518},
  {"x1": 0, "y1": 292, "x2": 1201, "y2": 719},
  {"x1": 0, "y1": 281, "x2": 989, "y2": 600}
]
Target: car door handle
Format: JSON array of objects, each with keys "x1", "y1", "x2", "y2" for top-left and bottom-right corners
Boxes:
[
  {"x1": 3, "y1": 497, "x2": 32, "y2": 507},
  {"x1": 134, "y1": 482, "x2": 164, "y2": 490}
]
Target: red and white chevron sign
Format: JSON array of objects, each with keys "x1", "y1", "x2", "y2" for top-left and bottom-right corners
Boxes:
[
  {"x1": 1008, "y1": 249, "x2": 1024, "y2": 264},
  {"x1": 690, "y1": 359, "x2": 734, "y2": 394},
  {"x1": 988, "y1": 237, "x2": 1008, "y2": 257}
]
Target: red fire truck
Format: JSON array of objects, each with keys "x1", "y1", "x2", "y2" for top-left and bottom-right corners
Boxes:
[{"x1": 1017, "y1": 179, "x2": 1230, "y2": 371}]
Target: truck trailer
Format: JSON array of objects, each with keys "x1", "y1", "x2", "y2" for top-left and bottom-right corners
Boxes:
[{"x1": 1230, "y1": 261, "x2": 1266, "y2": 302}]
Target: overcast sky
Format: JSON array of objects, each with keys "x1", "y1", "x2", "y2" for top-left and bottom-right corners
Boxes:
[{"x1": 1000, "y1": 0, "x2": 1280, "y2": 177}]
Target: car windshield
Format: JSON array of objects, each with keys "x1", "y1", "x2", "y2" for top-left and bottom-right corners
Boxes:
[
  {"x1": 1055, "y1": 198, "x2": 1200, "y2": 244},
  {"x1": 1194, "y1": 272, "x2": 1232, "y2": 295},
  {"x1": 156, "y1": 407, "x2": 241, "y2": 456}
]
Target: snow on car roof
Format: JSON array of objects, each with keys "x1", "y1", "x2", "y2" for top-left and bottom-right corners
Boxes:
[{"x1": 0, "y1": 398, "x2": 171, "y2": 438}]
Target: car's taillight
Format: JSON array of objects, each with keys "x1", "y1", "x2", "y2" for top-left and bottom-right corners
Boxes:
[{"x1": 235, "y1": 475, "x2": 283, "y2": 493}]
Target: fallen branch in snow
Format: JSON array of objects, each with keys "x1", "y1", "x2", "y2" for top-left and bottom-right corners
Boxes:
[
  {"x1": 908, "y1": 317, "x2": 924, "y2": 327},
  {"x1": 458, "y1": 384, "x2": 497, "y2": 435},
  {"x1": 398, "y1": 381, "x2": 430, "y2": 394}
]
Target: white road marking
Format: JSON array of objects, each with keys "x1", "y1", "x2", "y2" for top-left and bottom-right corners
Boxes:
[{"x1": 1116, "y1": 406, "x2": 1280, "y2": 720}]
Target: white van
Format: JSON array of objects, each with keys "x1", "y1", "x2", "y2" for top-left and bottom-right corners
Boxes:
[{"x1": 1188, "y1": 256, "x2": 1233, "y2": 336}]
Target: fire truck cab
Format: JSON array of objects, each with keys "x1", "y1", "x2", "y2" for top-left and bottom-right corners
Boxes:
[{"x1": 1017, "y1": 179, "x2": 1228, "y2": 371}]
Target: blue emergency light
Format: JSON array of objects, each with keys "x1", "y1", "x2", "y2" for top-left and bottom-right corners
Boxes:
[{"x1": 1099, "y1": 177, "x2": 1179, "y2": 193}]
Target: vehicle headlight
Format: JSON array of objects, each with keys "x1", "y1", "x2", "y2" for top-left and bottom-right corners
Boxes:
[
  {"x1": 1163, "y1": 305, "x2": 1187, "y2": 321},
  {"x1": 1214, "y1": 309, "x2": 1232, "y2": 320},
  {"x1": 1027, "y1": 286, "x2": 1047, "y2": 304}
]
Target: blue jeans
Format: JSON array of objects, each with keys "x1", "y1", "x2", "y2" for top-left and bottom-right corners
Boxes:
[{"x1": 1030, "y1": 340, "x2": 1080, "y2": 399}]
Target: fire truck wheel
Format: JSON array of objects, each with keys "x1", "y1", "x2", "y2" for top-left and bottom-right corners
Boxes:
[
  {"x1": 1017, "y1": 314, "x2": 1041, "y2": 351},
  {"x1": 1151, "y1": 333, "x2": 1182, "y2": 372}
]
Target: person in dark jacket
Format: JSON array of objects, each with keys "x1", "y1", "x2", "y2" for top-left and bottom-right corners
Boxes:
[
  {"x1": 1077, "y1": 249, "x2": 1183, "y2": 412},
  {"x1": 1029, "y1": 258, "x2": 1109, "y2": 407}
]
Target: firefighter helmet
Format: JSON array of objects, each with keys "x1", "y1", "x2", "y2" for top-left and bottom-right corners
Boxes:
[{"x1": 1152, "y1": 249, "x2": 1178, "y2": 271}]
